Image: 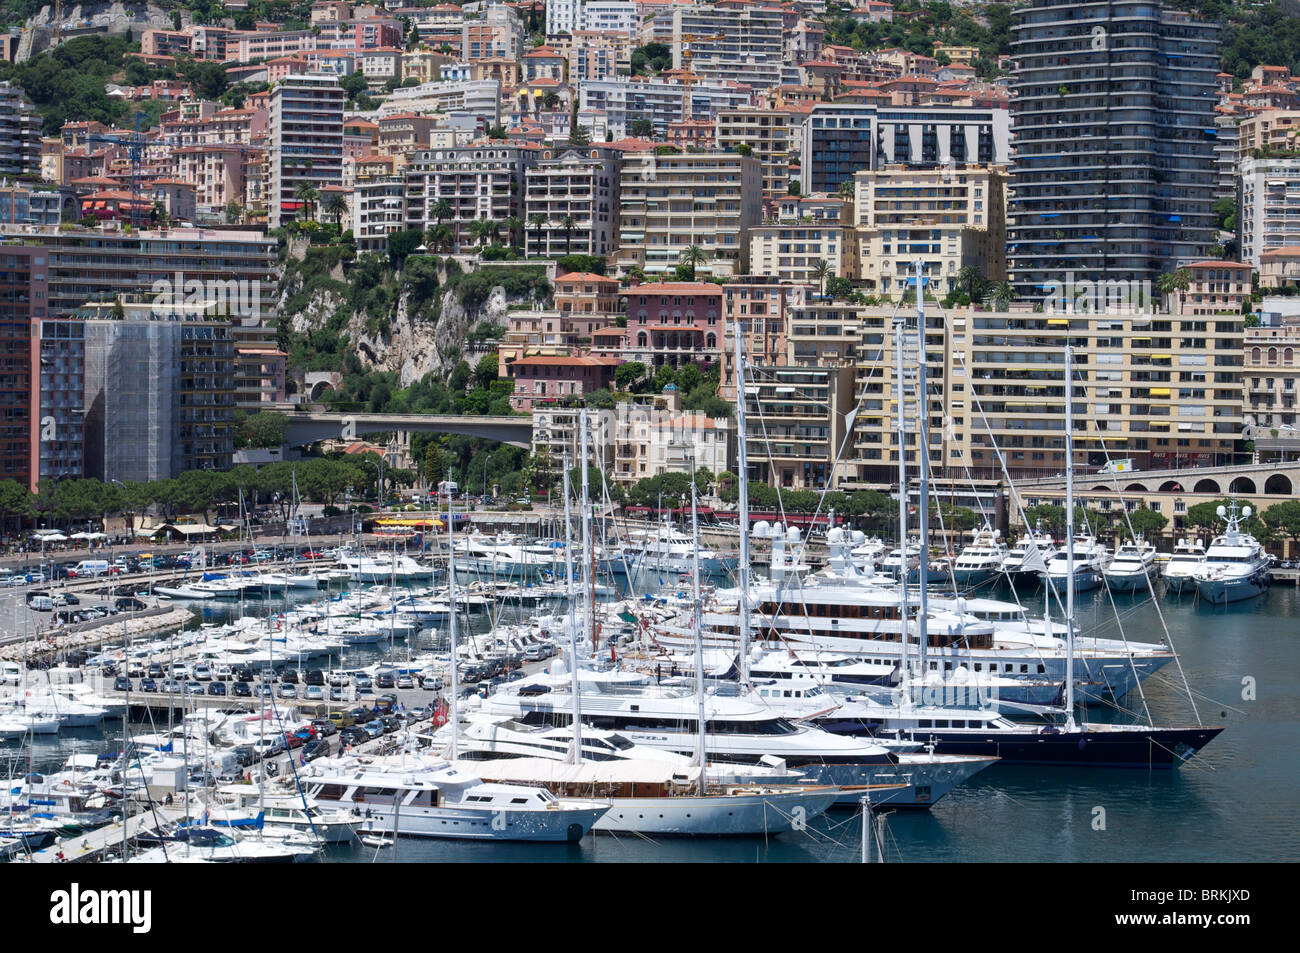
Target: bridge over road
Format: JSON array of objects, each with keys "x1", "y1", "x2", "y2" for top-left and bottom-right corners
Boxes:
[{"x1": 283, "y1": 412, "x2": 532, "y2": 448}]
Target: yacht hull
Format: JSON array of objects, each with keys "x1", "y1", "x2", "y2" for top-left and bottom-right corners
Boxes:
[
  {"x1": 1194, "y1": 570, "x2": 1270, "y2": 605},
  {"x1": 902, "y1": 725, "x2": 1223, "y2": 768},
  {"x1": 798, "y1": 754, "x2": 996, "y2": 808},
  {"x1": 593, "y1": 788, "x2": 839, "y2": 836},
  {"x1": 346, "y1": 803, "x2": 607, "y2": 841}
]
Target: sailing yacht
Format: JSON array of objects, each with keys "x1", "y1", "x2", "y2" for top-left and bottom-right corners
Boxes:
[
  {"x1": 1191, "y1": 503, "x2": 1272, "y2": 604},
  {"x1": 948, "y1": 524, "x2": 1008, "y2": 587},
  {"x1": 1000, "y1": 521, "x2": 1057, "y2": 588},
  {"x1": 1103, "y1": 537, "x2": 1159, "y2": 592},
  {"x1": 1161, "y1": 537, "x2": 1207, "y2": 595}
]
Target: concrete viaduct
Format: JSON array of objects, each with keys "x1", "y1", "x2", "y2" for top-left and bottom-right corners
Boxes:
[
  {"x1": 1013, "y1": 461, "x2": 1300, "y2": 498},
  {"x1": 283, "y1": 412, "x2": 532, "y2": 449}
]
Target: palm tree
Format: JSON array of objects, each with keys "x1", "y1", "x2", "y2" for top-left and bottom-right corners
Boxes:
[
  {"x1": 1157, "y1": 267, "x2": 1193, "y2": 313},
  {"x1": 325, "y1": 192, "x2": 348, "y2": 227},
  {"x1": 468, "y1": 218, "x2": 491, "y2": 248},
  {"x1": 561, "y1": 214, "x2": 577, "y2": 254},
  {"x1": 502, "y1": 215, "x2": 523, "y2": 248},
  {"x1": 957, "y1": 266, "x2": 984, "y2": 299},
  {"x1": 680, "y1": 244, "x2": 708, "y2": 271},
  {"x1": 811, "y1": 258, "x2": 833, "y2": 298},
  {"x1": 994, "y1": 280, "x2": 1016, "y2": 308},
  {"x1": 293, "y1": 182, "x2": 319, "y2": 222},
  {"x1": 528, "y1": 213, "x2": 548, "y2": 257},
  {"x1": 431, "y1": 198, "x2": 452, "y2": 226},
  {"x1": 484, "y1": 218, "x2": 502, "y2": 246},
  {"x1": 425, "y1": 223, "x2": 453, "y2": 253}
]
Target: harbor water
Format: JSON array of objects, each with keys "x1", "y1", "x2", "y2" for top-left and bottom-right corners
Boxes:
[{"x1": 6, "y1": 580, "x2": 1296, "y2": 862}]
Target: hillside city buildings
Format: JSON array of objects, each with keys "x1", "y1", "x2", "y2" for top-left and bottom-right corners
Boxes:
[{"x1": 1, "y1": 0, "x2": 1296, "y2": 529}]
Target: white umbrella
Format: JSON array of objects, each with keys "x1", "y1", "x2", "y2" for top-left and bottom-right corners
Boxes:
[{"x1": 39, "y1": 533, "x2": 69, "y2": 542}]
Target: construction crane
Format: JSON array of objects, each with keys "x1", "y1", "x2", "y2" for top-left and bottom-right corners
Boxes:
[{"x1": 86, "y1": 112, "x2": 151, "y2": 228}]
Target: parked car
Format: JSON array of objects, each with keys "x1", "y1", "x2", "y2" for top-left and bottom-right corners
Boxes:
[
  {"x1": 375, "y1": 672, "x2": 395, "y2": 689},
  {"x1": 329, "y1": 686, "x2": 346, "y2": 702},
  {"x1": 231, "y1": 681, "x2": 252, "y2": 697},
  {"x1": 140, "y1": 678, "x2": 158, "y2": 693},
  {"x1": 396, "y1": 675, "x2": 415, "y2": 690},
  {"x1": 310, "y1": 719, "x2": 338, "y2": 737},
  {"x1": 328, "y1": 710, "x2": 355, "y2": 728},
  {"x1": 280, "y1": 669, "x2": 299, "y2": 685},
  {"x1": 302, "y1": 739, "x2": 331, "y2": 762},
  {"x1": 207, "y1": 681, "x2": 226, "y2": 696},
  {"x1": 303, "y1": 669, "x2": 325, "y2": 686},
  {"x1": 114, "y1": 676, "x2": 132, "y2": 692},
  {"x1": 277, "y1": 683, "x2": 297, "y2": 699},
  {"x1": 114, "y1": 597, "x2": 146, "y2": 612},
  {"x1": 302, "y1": 685, "x2": 324, "y2": 700}
]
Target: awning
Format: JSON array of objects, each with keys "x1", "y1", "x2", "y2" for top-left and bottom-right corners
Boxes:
[
  {"x1": 1047, "y1": 319, "x2": 1068, "y2": 326},
  {"x1": 1152, "y1": 353, "x2": 1172, "y2": 360},
  {"x1": 1150, "y1": 388, "x2": 1171, "y2": 396}
]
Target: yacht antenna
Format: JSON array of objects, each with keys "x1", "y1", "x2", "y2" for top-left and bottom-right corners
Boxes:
[
  {"x1": 732, "y1": 318, "x2": 753, "y2": 683},
  {"x1": 562, "y1": 450, "x2": 582, "y2": 765},
  {"x1": 690, "y1": 462, "x2": 707, "y2": 796},
  {"x1": 1064, "y1": 345, "x2": 1077, "y2": 731},
  {"x1": 914, "y1": 259, "x2": 930, "y2": 679},
  {"x1": 446, "y1": 478, "x2": 460, "y2": 761}
]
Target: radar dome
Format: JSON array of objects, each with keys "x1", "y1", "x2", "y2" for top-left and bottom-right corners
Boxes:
[{"x1": 1216, "y1": 505, "x2": 1227, "y2": 518}]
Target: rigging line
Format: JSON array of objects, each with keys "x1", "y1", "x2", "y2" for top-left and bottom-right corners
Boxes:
[
  {"x1": 948, "y1": 345, "x2": 1080, "y2": 686},
  {"x1": 1088, "y1": 425, "x2": 1201, "y2": 728},
  {"x1": 1061, "y1": 362, "x2": 1155, "y2": 728}
]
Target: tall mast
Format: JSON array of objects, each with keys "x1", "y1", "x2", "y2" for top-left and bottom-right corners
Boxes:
[
  {"x1": 579, "y1": 409, "x2": 596, "y2": 655},
  {"x1": 1063, "y1": 345, "x2": 1077, "y2": 730},
  {"x1": 562, "y1": 450, "x2": 582, "y2": 764},
  {"x1": 732, "y1": 319, "x2": 752, "y2": 682},
  {"x1": 446, "y1": 482, "x2": 460, "y2": 761},
  {"x1": 914, "y1": 259, "x2": 929, "y2": 677},
  {"x1": 894, "y1": 311, "x2": 910, "y2": 678},
  {"x1": 689, "y1": 466, "x2": 707, "y2": 796}
]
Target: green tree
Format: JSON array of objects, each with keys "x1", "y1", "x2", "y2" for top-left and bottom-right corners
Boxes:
[
  {"x1": 614, "y1": 361, "x2": 646, "y2": 391},
  {"x1": 568, "y1": 124, "x2": 591, "y2": 147},
  {"x1": 630, "y1": 118, "x2": 655, "y2": 139},
  {"x1": 811, "y1": 258, "x2": 833, "y2": 298},
  {"x1": 236, "y1": 411, "x2": 290, "y2": 449},
  {"x1": 1116, "y1": 507, "x2": 1169, "y2": 540},
  {"x1": 0, "y1": 478, "x2": 32, "y2": 534},
  {"x1": 473, "y1": 353, "x2": 499, "y2": 389}
]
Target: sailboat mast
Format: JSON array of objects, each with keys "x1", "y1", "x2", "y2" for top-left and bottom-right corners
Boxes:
[
  {"x1": 689, "y1": 468, "x2": 707, "y2": 796},
  {"x1": 914, "y1": 259, "x2": 929, "y2": 677},
  {"x1": 894, "y1": 314, "x2": 910, "y2": 677},
  {"x1": 1064, "y1": 345, "x2": 1077, "y2": 730},
  {"x1": 446, "y1": 485, "x2": 460, "y2": 761},
  {"x1": 579, "y1": 409, "x2": 596, "y2": 655},
  {"x1": 562, "y1": 451, "x2": 582, "y2": 764},
  {"x1": 732, "y1": 319, "x2": 752, "y2": 682}
]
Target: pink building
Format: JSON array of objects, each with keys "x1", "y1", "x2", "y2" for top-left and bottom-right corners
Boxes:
[
  {"x1": 620, "y1": 282, "x2": 725, "y2": 369},
  {"x1": 507, "y1": 355, "x2": 621, "y2": 411}
]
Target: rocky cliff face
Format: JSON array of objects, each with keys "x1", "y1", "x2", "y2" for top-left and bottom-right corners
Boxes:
[{"x1": 18, "y1": 3, "x2": 173, "y2": 60}]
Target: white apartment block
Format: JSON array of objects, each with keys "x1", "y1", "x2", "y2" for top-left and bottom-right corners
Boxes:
[
  {"x1": 616, "y1": 152, "x2": 763, "y2": 276},
  {"x1": 268, "y1": 74, "x2": 345, "y2": 228},
  {"x1": 670, "y1": 4, "x2": 786, "y2": 90},
  {"x1": 546, "y1": 0, "x2": 581, "y2": 35},
  {"x1": 353, "y1": 177, "x2": 407, "y2": 252},
  {"x1": 378, "y1": 79, "x2": 502, "y2": 122},
  {"x1": 577, "y1": 77, "x2": 754, "y2": 140},
  {"x1": 748, "y1": 224, "x2": 856, "y2": 286},
  {"x1": 404, "y1": 143, "x2": 534, "y2": 251},
  {"x1": 523, "y1": 148, "x2": 620, "y2": 257},
  {"x1": 581, "y1": 2, "x2": 639, "y2": 34},
  {"x1": 1240, "y1": 156, "x2": 1300, "y2": 267}
]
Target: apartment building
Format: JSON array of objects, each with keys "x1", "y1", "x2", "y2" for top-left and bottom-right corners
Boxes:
[
  {"x1": 669, "y1": 3, "x2": 786, "y2": 90},
  {"x1": 268, "y1": 75, "x2": 345, "y2": 228},
  {"x1": 0, "y1": 82, "x2": 42, "y2": 179},
  {"x1": 1244, "y1": 322, "x2": 1300, "y2": 431},
  {"x1": 378, "y1": 79, "x2": 502, "y2": 122},
  {"x1": 523, "y1": 148, "x2": 620, "y2": 258},
  {"x1": 405, "y1": 142, "x2": 536, "y2": 251},
  {"x1": 80, "y1": 298, "x2": 236, "y2": 481},
  {"x1": 507, "y1": 354, "x2": 620, "y2": 411},
  {"x1": 615, "y1": 151, "x2": 762, "y2": 276},
  {"x1": 619, "y1": 281, "x2": 726, "y2": 368},
  {"x1": 743, "y1": 364, "x2": 857, "y2": 490},
  {"x1": 1236, "y1": 109, "x2": 1300, "y2": 161},
  {"x1": 1240, "y1": 156, "x2": 1300, "y2": 267},
  {"x1": 565, "y1": 31, "x2": 635, "y2": 82},
  {"x1": 462, "y1": 4, "x2": 525, "y2": 61},
  {"x1": 1180, "y1": 261, "x2": 1252, "y2": 316},
  {"x1": 353, "y1": 176, "x2": 407, "y2": 252},
  {"x1": 714, "y1": 108, "x2": 801, "y2": 199},
  {"x1": 1008, "y1": 0, "x2": 1220, "y2": 295},
  {"x1": 799, "y1": 102, "x2": 1010, "y2": 195},
  {"x1": 577, "y1": 77, "x2": 754, "y2": 140},
  {"x1": 748, "y1": 221, "x2": 856, "y2": 287},
  {"x1": 499, "y1": 272, "x2": 621, "y2": 367},
  {"x1": 718, "y1": 277, "x2": 803, "y2": 399},
  {"x1": 853, "y1": 164, "x2": 1006, "y2": 296},
  {"x1": 0, "y1": 245, "x2": 45, "y2": 491}
]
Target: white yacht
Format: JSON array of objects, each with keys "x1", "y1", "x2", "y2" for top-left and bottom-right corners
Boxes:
[
  {"x1": 204, "y1": 786, "x2": 361, "y2": 843},
  {"x1": 439, "y1": 718, "x2": 843, "y2": 837},
  {"x1": 1103, "y1": 538, "x2": 1159, "y2": 592},
  {"x1": 337, "y1": 551, "x2": 433, "y2": 583},
  {"x1": 299, "y1": 753, "x2": 609, "y2": 841},
  {"x1": 948, "y1": 525, "x2": 1008, "y2": 587},
  {"x1": 1041, "y1": 532, "x2": 1110, "y2": 593},
  {"x1": 1001, "y1": 522, "x2": 1057, "y2": 588},
  {"x1": 454, "y1": 532, "x2": 563, "y2": 581},
  {"x1": 1192, "y1": 503, "x2": 1272, "y2": 605},
  {"x1": 623, "y1": 521, "x2": 737, "y2": 577},
  {"x1": 880, "y1": 539, "x2": 921, "y2": 582},
  {"x1": 1162, "y1": 537, "x2": 1207, "y2": 596},
  {"x1": 473, "y1": 668, "x2": 995, "y2": 808}
]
